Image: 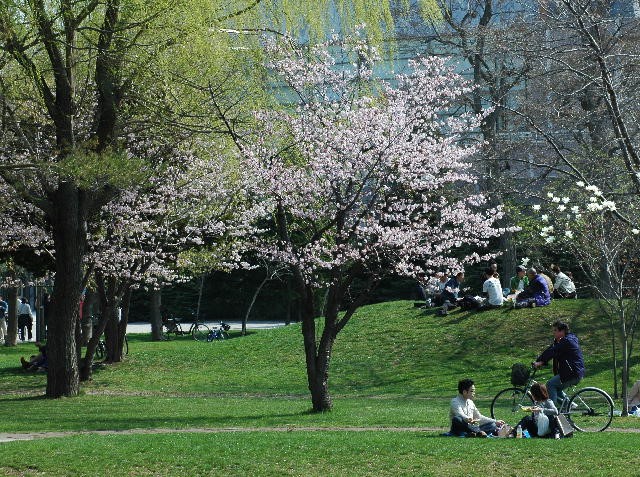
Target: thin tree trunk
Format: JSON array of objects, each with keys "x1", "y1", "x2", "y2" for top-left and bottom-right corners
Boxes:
[
  {"x1": 195, "y1": 275, "x2": 205, "y2": 322},
  {"x1": 4, "y1": 287, "x2": 19, "y2": 346},
  {"x1": 621, "y1": 330, "x2": 629, "y2": 416},
  {"x1": 610, "y1": 312, "x2": 618, "y2": 399},
  {"x1": 115, "y1": 287, "x2": 131, "y2": 362},
  {"x1": 150, "y1": 288, "x2": 163, "y2": 341},
  {"x1": 80, "y1": 305, "x2": 112, "y2": 381},
  {"x1": 243, "y1": 274, "x2": 269, "y2": 336},
  {"x1": 104, "y1": 305, "x2": 120, "y2": 362}
]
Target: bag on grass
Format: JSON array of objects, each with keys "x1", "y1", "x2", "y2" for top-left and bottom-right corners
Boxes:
[
  {"x1": 554, "y1": 414, "x2": 574, "y2": 438},
  {"x1": 497, "y1": 424, "x2": 513, "y2": 437},
  {"x1": 510, "y1": 363, "x2": 531, "y2": 386}
]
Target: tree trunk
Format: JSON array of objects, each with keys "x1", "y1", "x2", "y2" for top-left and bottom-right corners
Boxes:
[
  {"x1": 244, "y1": 274, "x2": 269, "y2": 336},
  {"x1": 299, "y1": 281, "x2": 340, "y2": 412},
  {"x1": 621, "y1": 329, "x2": 629, "y2": 416},
  {"x1": 46, "y1": 183, "x2": 86, "y2": 398},
  {"x1": 150, "y1": 288, "x2": 163, "y2": 341},
  {"x1": 104, "y1": 304, "x2": 120, "y2": 362},
  {"x1": 80, "y1": 304, "x2": 113, "y2": 381},
  {"x1": 4, "y1": 287, "x2": 18, "y2": 347},
  {"x1": 116, "y1": 287, "x2": 131, "y2": 361},
  {"x1": 610, "y1": 311, "x2": 618, "y2": 399}
]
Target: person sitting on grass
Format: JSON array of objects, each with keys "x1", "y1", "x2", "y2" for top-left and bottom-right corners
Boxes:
[
  {"x1": 550, "y1": 264, "x2": 577, "y2": 299},
  {"x1": 439, "y1": 271, "x2": 464, "y2": 316},
  {"x1": 20, "y1": 342, "x2": 47, "y2": 372},
  {"x1": 514, "y1": 268, "x2": 551, "y2": 309},
  {"x1": 449, "y1": 378, "x2": 504, "y2": 437},
  {"x1": 511, "y1": 383, "x2": 558, "y2": 438},
  {"x1": 478, "y1": 268, "x2": 504, "y2": 310},
  {"x1": 509, "y1": 265, "x2": 529, "y2": 295}
]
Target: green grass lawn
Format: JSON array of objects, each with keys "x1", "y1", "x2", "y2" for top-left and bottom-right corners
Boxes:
[{"x1": 1, "y1": 299, "x2": 639, "y2": 475}]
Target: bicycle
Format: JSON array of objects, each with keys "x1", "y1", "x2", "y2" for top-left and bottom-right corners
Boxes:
[
  {"x1": 206, "y1": 322, "x2": 231, "y2": 342},
  {"x1": 490, "y1": 364, "x2": 614, "y2": 432},
  {"x1": 96, "y1": 334, "x2": 129, "y2": 360},
  {"x1": 162, "y1": 315, "x2": 211, "y2": 342}
]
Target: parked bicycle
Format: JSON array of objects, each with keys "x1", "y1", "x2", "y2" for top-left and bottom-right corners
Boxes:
[
  {"x1": 490, "y1": 363, "x2": 614, "y2": 432},
  {"x1": 205, "y1": 322, "x2": 231, "y2": 342},
  {"x1": 96, "y1": 334, "x2": 129, "y2": 360},
  {"x1": 162, "y1": 315, "x2": 217, "y2": 342}
]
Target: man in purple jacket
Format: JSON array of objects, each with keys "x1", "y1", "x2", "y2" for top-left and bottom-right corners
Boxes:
[
  {"x1": 533, "y1": 320, "x2": 585, "y2": 405},
  {"x1": 514, "y1": 268, "x2": 551, "y2": 308}
]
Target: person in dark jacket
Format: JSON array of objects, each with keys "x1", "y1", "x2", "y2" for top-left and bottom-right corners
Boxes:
[{"x1": 533, "y1": 320, "x2": 585, "y2": 406}]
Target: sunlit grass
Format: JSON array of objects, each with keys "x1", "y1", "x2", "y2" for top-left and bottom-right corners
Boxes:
[{"x1": 0, "y1": 299, "x2": 638, "y2": 475}]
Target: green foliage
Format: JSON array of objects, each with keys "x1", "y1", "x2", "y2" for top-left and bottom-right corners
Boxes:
[{"x1": 53, "y1": 148, "x2": 152, "y2": 190}]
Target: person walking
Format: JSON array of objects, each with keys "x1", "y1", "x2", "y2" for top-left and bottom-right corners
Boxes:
[{"x1": 17, "y1": 297, "x2": 33, "y2": 341}]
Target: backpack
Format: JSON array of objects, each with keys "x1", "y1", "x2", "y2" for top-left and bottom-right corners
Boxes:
[{"x1": 460, "y1": 295, "x2": 482, "y2": 310}]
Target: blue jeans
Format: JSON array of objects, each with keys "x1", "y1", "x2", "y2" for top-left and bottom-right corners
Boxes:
[{"x1": 547, "y1": 374, "x2": 581, "y2": 406}]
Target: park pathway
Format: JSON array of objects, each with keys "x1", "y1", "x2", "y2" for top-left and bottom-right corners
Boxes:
[
  {"x1": 2, "y1": 425, "x2": 638, "y2": 443},
  {"x1": 0, "y1": 426, "x2": 446, "y2": 443}
]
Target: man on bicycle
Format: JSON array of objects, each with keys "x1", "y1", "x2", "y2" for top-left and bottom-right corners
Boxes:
[{"x1": 533, "y1": 320, "x2": 585, "y2": 406}]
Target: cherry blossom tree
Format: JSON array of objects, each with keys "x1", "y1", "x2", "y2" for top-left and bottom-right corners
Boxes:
[
  {"x1": 235, "y1": 36, "x2": 510, "y2": 411},
  {"x1": 76, "y1": 146, "x2": 254, "y2": 380}
]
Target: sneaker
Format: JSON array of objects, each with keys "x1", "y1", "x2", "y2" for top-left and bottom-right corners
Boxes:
[{"x1": 530, "y1": 302, "x2": 536, "y2": 308}]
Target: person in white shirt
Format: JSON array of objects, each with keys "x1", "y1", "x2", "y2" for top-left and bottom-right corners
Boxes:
[
  {"x1": 550, "y1": 264, "x2": 576, "y2": 299},
  {"x1": 480, "y1": 269, "x2": 504, "y2": 309},
  {"x1": 449, "y1": 378, "x2": 504, "y2": 437}
]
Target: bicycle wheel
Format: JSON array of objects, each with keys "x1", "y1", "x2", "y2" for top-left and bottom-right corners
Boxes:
[
  {"x1": 490, "y1": 387, "x2": 533, "y2": 422},
  {"x1": 566, "y1": 387, "x2": 613, "y2": 432},
  {"x1": 192, "y1": 323, "x2": 211, "y2": 342}
]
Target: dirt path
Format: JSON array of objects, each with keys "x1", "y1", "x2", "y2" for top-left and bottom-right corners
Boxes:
[{"x1": 2, "y1": 425, "x2": 638, "y2": 443}]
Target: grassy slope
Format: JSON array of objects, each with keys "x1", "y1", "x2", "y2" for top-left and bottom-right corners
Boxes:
[{"x1": 1, "y1": 299, "x2": 638, "y2": 476}]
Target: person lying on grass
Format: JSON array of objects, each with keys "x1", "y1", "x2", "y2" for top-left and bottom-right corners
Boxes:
[{"x1": 450, "y1": 378, "x2": 504, "y2": 437}]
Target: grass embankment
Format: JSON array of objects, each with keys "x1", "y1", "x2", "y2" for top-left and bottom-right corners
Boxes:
[{"x1": 1, "y1": 299, "x2": 639, "y2": 476}]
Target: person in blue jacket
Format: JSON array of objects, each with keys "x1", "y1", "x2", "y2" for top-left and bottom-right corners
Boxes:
[
  {"x1": 514, "y1": 268, "x2": 551, "y2": 308},
  {"x1": 533, "y1": 320, "x2": 585, "y2": 406}
]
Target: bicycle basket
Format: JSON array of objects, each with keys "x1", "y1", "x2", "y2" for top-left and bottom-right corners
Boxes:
[{"x1": 510, "y1": 363, "x2": 531, "y2": 386}]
